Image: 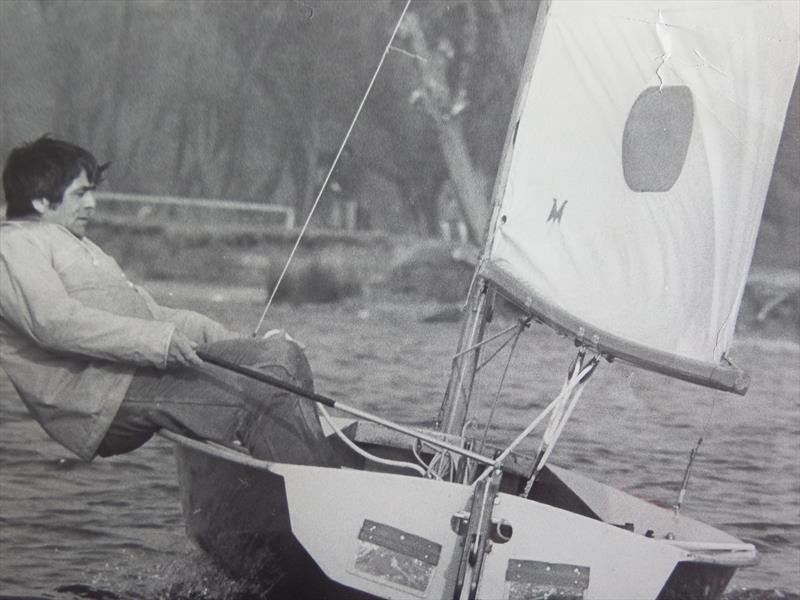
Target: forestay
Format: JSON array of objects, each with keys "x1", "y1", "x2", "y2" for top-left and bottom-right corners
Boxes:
[{"x1": 480, "y1": 0, "x2": 799, "y2": 393}]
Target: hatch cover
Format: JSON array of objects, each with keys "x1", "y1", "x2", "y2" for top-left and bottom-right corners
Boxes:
[
  {"x1": 352, "y1": 519, "x2": 442, "y2": 594},
  {"x1": 505, "y1": 559, "x2": 590, "y2": 600}
]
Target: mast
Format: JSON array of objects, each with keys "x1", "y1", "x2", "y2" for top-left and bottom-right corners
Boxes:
[
  {"x1": 437, "y1": 0, "x2": 552, "y2": 438},
  {"x1": 436, "y1": 279, "x2": 491, "y2": 437}
]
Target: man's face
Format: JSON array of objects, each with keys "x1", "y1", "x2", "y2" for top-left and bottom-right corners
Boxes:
[{"x1": 37, "y1": 170, "x2": 96, "y2": 238}]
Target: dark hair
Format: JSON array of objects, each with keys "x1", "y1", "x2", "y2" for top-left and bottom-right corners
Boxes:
[{"x1": 2, "y1": 136, "x2": 108, "y2": 218}]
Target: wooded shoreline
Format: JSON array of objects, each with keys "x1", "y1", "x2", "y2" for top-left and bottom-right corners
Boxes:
[{"x1": 89, "y1": 219, "x2": 799, "y2": 342}]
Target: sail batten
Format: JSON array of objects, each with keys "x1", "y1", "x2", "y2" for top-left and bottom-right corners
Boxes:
[{"x1": 481, "y1": 0, "x2": 799, "y2": 393}]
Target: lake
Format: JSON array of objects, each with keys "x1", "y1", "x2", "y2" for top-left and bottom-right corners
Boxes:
[{"x1": 1, "y1": 287, "x2": 798, "y2": 598}]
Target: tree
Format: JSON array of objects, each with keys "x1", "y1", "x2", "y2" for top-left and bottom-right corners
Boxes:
[
  {"x1": 396, "y1": 1, "x2": 539, "y2": 243},
  {"x1": 256, "y1": 0, "x2": 401, "y2": 223}
]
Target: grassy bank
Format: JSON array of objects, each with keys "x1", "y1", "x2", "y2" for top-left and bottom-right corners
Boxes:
[{"x1": 89, "y1": 220, "x2": 399, "y2": 304}]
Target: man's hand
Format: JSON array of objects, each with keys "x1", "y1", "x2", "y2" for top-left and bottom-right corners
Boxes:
[{"x1": 167, "y1": 332, "x2": 203, "y2": 367}]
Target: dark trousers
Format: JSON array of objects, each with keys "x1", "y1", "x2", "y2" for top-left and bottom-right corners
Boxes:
[{"x1": 96, "y1": 337, "x2": 336, "y2": 467}]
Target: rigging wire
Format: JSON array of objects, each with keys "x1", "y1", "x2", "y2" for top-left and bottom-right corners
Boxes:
[
  {"x1": 674, "y1": 436, "x2": 702, "y2": 514},
  {"x1": 252, "y1": 0, "x2": 413, "y2": 337},
  {"x1": 452, "y1": 320, "x2": 521, "y2": 360},
  {"x1": 441, "y1": 314, "x2": 521, "y2": 422},
  {"x1": 673, "y1": 396, "x2": 717, "y2": 514},
  {"x1": 475, "y1": 317, "x2": 530, "y2": 372},
  {"x1": 477, "y1": 321, "x2": 526, "y2": 455}
]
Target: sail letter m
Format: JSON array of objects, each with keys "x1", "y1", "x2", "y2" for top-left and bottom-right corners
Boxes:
[{"x1": 547, "y1": 198, "x2": 567, "y2": 224}]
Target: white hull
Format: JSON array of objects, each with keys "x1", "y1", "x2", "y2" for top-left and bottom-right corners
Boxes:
[{"x1": 167, "y1": 421, "x2": 755, "y2": 600}]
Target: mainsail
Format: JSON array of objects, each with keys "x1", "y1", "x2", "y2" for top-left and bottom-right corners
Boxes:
[{"x1": 480, "y1": 0, "x2": 799, "y2": 394}]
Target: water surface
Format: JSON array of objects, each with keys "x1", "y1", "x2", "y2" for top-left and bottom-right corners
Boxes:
[{"x1": 1, "y1": 292, "x2": 797, "y2": 598}]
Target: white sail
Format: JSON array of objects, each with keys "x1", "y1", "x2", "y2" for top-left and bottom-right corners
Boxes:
[{"x1": 481, "y1": 0, "x2": 799, "y2": 392}]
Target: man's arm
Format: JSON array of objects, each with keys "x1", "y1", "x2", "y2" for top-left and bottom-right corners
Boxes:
[
  {"x1": 134, "y1": 285, "x2": 237, "y2": 344},
  {"x1": 0, "y1": 233, "x2": 175, "y2": 368}
]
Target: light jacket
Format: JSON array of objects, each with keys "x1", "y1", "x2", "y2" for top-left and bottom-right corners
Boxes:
[{"x1": 0, "y1": 220, "x2": 231, "y2": 460}]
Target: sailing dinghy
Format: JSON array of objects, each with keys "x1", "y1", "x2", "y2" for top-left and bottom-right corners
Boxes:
[{"x1": 167, "y1": 1, "x2": 799, "y2": 598}]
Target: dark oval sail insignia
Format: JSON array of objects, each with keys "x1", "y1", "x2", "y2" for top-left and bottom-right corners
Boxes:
[{"x1": 622, "y1": 85, "x2": 694, "y2": 192}]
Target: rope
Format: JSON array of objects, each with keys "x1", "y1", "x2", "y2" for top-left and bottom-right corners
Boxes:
[
  {"x1": 427, "y1": 450, "x2": 453, "y2": 481},
  {"x1": 412, "y1": 440, "x2": 443, "y2": 480},
  {"x1": 471, "y1": 386, "x2": 563, "y2": 485},
  {"x1": 537, "y1": 352, "x2": 586, "y2": 454},
  {"x1": 318, "y1": 405, "x2": 428, "y2": 477},
  {"x1": 252, "y1": 0, "x2": 413, "y2": 336},
  {"x1": 470, "y1": 350, "x2": 599, "y2": 487},
  {"x1": 521, "y1": 351, "x2": 599, "y2": 495},
  {"x1": 522, "y1": 384, "x2": 586, "y2": 495}
]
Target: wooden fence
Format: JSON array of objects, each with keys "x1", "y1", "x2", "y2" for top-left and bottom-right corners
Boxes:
[{"x1": 94, "y1": 192, "x2": 295, "y2": 230}]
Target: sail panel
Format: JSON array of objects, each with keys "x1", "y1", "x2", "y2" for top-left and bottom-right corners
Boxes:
[{"x1": 483, "y1": 1, "x2": 799, "y2": 379}]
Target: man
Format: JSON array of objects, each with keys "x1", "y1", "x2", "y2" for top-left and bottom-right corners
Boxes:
[{"x1": 0, "y1": 136, "x2": 335, "y2": 466}]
